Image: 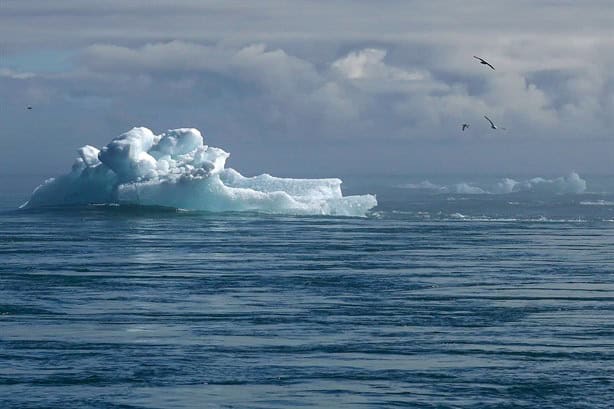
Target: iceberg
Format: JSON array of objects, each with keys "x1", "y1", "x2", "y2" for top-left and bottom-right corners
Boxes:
[
  {"x1": 22, "y1": 127, "x2": 377, "y2": 216},
  {"x1": 401, "y1": 172, "x2": 587, "y2": 195}
]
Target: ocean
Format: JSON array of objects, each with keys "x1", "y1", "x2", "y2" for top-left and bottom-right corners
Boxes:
[{"x1": 1, "y1": 173, "x2": 613, "y2": 408}]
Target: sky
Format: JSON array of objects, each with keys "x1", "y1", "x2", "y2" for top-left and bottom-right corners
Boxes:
[{"x1": 1, "y1": 0, "x2": 613, "y2": 177}]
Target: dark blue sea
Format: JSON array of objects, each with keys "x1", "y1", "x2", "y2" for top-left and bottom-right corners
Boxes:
[{"x1": 1, "y1": 173, "x2": 613, "y2": 408}]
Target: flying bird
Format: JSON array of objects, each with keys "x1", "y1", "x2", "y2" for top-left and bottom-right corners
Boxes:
[
  {"x1": 26, "y1": 106, "x2": 32, "y2": 110},
  {"x1": 473, "y1": 56, "x2": 495, "y2": 70},
  {"x1": 484, "y1": 115, "x2": 505, "y2": 130},
  {"x1": 461, "y1": 123, "x2": 470, "y2": 131}
]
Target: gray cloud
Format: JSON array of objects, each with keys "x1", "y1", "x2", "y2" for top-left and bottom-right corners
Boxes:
[
  {"x1": 1, "y1": 1, "x2": 613, "y2": 176},
  {"x1": 3, "y1": 1, "x2": 613, "y2": 50}
]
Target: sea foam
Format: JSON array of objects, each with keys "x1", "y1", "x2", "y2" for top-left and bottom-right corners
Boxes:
[{"x1": 22, "y1": 127, "x2": 377, "y2": 216}]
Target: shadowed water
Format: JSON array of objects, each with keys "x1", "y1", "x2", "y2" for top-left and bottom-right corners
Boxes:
[{"x1": 1, "y1": 174, "x2": 613, "y2": 408}]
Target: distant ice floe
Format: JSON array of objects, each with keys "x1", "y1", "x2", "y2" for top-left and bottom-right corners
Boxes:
[
  {"x1": 22, "y1": 127, "x2": 377, "y2": 216},
  {"x1": 580, "y1": 200, "x2": 614, "y2": 206},
  {"x1": 402, "y1": 172, "x2": 587, "y2": 195}
]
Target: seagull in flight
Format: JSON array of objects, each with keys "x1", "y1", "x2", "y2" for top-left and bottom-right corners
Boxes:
[
  {"x1": 473, "y1": 56, "x2": 495, "y2": 70},
  {"x1": 461, "y1": 123, "x2": 470, "y2": 131},
  {"x1": 26, "y1": 106, "x2": 33, "y2": 110},
  {"x1": 484, "y1": 115, "x2": 505, "y2": 130}
]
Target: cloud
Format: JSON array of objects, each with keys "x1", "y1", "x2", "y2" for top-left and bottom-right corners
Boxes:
[
  {"x1": 1, "y1": 1, "x2": 614, "y2": 175},
  {"x1": 332, "y1": 48, "x2": 424, "y2": 81},
  {"x1": 81, "y1": 41, "x2": 320, "y2": 91},
  {"x1": 2, "y1": 1, "x2": 613, "y2": 50},
  {"x1": 4, "y1": 39, "x2": 614, "y2": 145}
]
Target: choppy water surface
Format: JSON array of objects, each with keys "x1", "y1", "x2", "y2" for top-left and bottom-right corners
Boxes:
[{"x1": 1, "y1": 175, "x2": 613, "y2": 408}]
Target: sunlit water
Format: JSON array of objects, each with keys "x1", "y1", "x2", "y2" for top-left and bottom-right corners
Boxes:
[{"x1": 1, "y1": 174, "x2": 613, "y2": 408}]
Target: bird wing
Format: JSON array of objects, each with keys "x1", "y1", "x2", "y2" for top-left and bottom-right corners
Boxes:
[
  {"x1": 484, "y1": 115, "x2": 495, "y2": 127},
  {"x1": 474, "y1": 56, "x2": 495, "y2": 70}
]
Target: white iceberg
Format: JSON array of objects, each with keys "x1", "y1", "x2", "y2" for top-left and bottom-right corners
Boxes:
[
  {"x1": 402, "y1": 172, "x2": 587, "y2": 195},
  {"x1": 22, "y1": 127, "x2": 377, "y2": 216}
]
